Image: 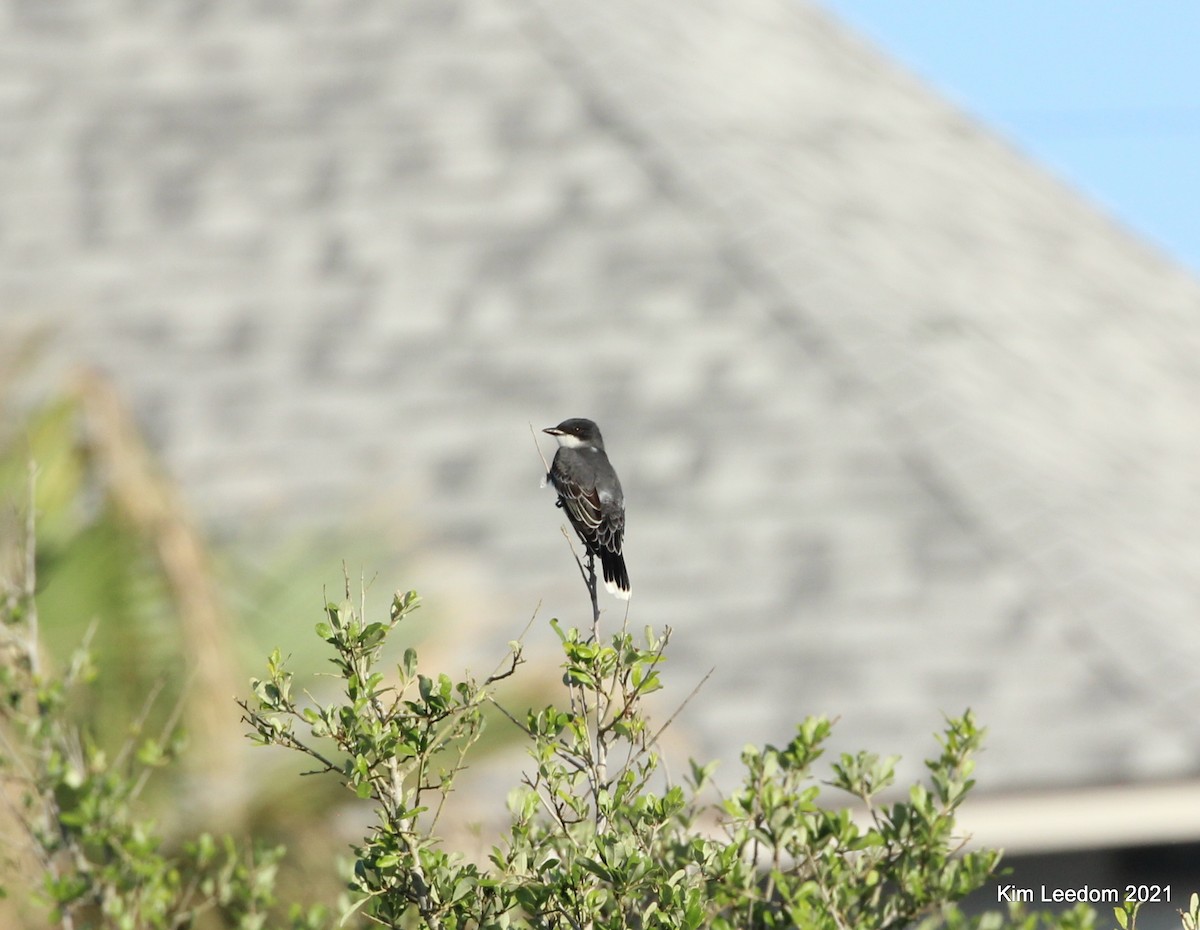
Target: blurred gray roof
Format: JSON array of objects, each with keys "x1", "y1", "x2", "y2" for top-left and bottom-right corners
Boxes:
[{"x1": 5, "y1": 0, "x2": 1200, "y2": 814}]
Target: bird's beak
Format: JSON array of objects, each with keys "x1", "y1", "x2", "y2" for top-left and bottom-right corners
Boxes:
[{"x1": 542, "y1": 427, "x2": 562, "y2": 436}]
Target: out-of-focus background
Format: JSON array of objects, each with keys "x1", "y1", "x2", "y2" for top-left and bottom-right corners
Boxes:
[
  {"x1": 3, "y1": 1, "x2": 1199, "y2": 926},
  {"x1": 818, "y1": 0, "x2": 1200, "y2": 277}
]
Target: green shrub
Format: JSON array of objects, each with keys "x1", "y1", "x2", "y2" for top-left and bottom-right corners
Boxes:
[
  {"x1": 0, "y1": 494, "x2": 326, "y2": 930},
  {"x1": 240, "y1": 579, "x2": 1136, "y2": 930},
  {"x1": 5, "y1": 500, "x2": 1193, "y2": 929}
]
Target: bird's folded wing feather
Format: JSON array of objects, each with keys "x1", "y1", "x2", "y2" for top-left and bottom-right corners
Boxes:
[
  {"x1": 561, "y1": 483, "x2": 603, "y2": 532},
  {"x1": 561, "y1": 486, "x2": 624, "y2": 554}
]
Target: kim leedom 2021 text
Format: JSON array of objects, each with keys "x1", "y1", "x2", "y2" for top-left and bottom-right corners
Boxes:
[{"x1": 996, "y1": 884, "x2": 1172, "y2": 904}]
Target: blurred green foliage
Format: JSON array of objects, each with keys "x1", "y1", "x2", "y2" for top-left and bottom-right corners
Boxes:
[
  {"x1": 0, "y1": 377, "x2": 536, "y2": 927},
  {"x1": 1, "y1": 395, "x2": 182, "y2": 756}
]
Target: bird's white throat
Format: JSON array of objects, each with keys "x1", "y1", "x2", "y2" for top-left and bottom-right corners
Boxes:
[{"x1": 553, "y1": 433, "x2": 595, "y2": 451}]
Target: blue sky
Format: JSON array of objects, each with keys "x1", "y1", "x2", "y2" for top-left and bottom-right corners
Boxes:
[{"x1": 815, "y1": 1, "x2": 1200, "y2": 276}]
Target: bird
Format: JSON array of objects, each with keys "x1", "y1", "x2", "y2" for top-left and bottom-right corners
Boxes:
[{"x1": 543, "y1": 418, "x2": 630, "y2": 599}]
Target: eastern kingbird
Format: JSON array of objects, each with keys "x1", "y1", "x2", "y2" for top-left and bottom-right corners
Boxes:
[{"x1": 543, "y1": 418, "x2": 630, "y2": 599}]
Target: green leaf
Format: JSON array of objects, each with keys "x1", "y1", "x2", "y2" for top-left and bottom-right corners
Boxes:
[
  {"x1": 565, "y1": 668, "x2": 596, "y2": 688},
  {"x1": 391, "y1": 589, "x2": 421, "y2": 620}
]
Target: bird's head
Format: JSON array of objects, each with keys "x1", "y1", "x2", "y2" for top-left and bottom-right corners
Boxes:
[{"x1": 543, "y1": 418, "x2": 604, "y2": 450}]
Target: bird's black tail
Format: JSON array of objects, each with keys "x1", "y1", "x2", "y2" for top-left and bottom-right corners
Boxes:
[{"x1": 600, "y1": 549, "x2": 630, "y2": 600}]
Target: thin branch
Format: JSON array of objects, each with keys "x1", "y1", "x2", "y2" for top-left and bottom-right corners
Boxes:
[
  {"x1": 236, "y1": 701, "x2": 340, "y2": 773},
  {"x1": 561, "y1": 527, "x2": 589, "y2": 586},
  {"x1": 479, "y1": 605, "x2": 537, "y2": 726},
  {"x1": 803, "y1": 846, "x2": 853, "y2": 930},
  {"x1": 648, "y1": 664, "x2": 714, "y2": 750},
  {"x1": 524, "y1": 772, "x2": 584, "y2": 844},
  {"x1": 557, "y1": 527, "x2": 601, "y2": 638},
  {"x1": 484, "y1": 694, "x2": 529, "y2": 734},
  {"x1": 599, "y1": 629, "x2": 671, "y2": 737},
  {"x1": 484, "y1": 647, "x2": 523, "y2": 686},
  {"x1": 131, "y1": 682, "x2": 191, "y2": 801},
  {"x1": 24, "y1": 460, "x2": 40, "y2": 678},
  {"x1": 484, "y1": 607, "x2": 535, "y2": 686},
  {"x1": 586, "y1": 552, "x2": 599, "y2": 641},
  {"x1": 428, "y1": 727, "x2": 479, "y2": 831},
  {"x1": 529, "y1": 422, "x2": 552, "y2": 479},
  {"x1": 113, "y1": 677, "x2": 169, "y2": 771}
]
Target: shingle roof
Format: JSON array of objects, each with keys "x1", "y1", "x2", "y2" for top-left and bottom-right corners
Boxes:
[{"x1": 4, "y1": 0, "x2": 1200, "y2": 812}]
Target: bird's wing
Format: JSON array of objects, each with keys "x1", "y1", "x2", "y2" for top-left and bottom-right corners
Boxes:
[
  {"x1": 594, "y1": 497, "x2": 625, "y2": 554},
  {"x1": 561, "y1": 484, "x2": 624, "y2": 555},
  {"x1": 551, "y1": 450, "x2": 625, "y2": 556},
  {"x1": 559, "y1": 479, "x2": 604, "y2": 534}
]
